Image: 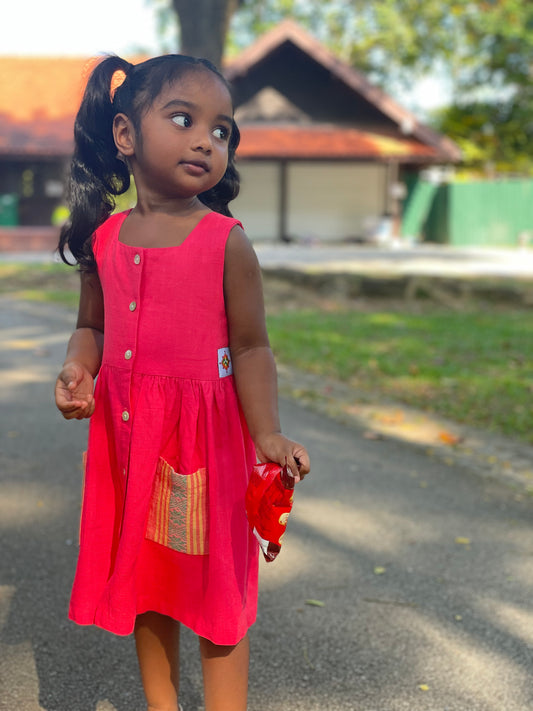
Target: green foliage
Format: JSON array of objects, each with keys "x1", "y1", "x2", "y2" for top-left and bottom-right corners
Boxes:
[
  {"x1": 432, "y1": 1, "x2": 533, "y2": 174},
  {"x1": 435, "y1": 99, "x2": 533, "y2": 175}
]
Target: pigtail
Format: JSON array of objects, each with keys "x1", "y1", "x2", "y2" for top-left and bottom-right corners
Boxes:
[
  {"x1": 58, "y1": 55, "x2": 133, "y2": 270},
  {"x1": 198, "y1": 120, "x2": 241, "y2": 217}
]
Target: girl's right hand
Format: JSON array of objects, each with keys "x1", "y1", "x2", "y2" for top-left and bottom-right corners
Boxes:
[
  {"x1": 55, "y1": 362, "x2": 95, "y2": 420},
  {"x1": 255, "y1": 432, "x2": 310, "y2": 482}
]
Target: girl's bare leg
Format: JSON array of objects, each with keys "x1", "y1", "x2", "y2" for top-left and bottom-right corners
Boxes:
[
  {"x1": 199, "y1": 634, "x2": 249, "y2": 711},
  {"x1": 135, "y1": 611, "x2": 181, "y2": 711}
]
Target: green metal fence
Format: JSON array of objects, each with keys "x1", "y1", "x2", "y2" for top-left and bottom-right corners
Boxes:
[
  {"x1": 401, "y1": 178, "x2": 533, "y2": 247},
  {"x1": 0, "y1": 194, "x2": 18, "y2": 226}
]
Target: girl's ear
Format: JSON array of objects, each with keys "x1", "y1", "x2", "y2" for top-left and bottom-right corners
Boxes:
[{"x1": 113, "y1": 113, "x2": 136, "y2": 157}]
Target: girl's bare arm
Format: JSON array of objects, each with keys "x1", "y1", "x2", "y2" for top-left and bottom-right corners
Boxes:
[
  {"x1": 55, "y1": 270, "x2": 105, "y2": 419},
  {"x1": 224, "y1": 226, "x2": 310, "y2": 479}
]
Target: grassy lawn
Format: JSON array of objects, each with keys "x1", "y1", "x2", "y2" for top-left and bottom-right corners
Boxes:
[
  {"x1": 267, "y1": 307, "x2": 533, "y2": 443},
  {"x1": 1, "y1": 262, "x2": 531, "y2": 443},
  {"x1": 0, "y1": 262, "x2": 80, "y2": 308}
]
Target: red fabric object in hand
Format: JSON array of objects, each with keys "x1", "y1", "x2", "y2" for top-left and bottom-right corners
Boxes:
[{"x1": 245, "y1": 462, "x2": 295, "y2": 562}]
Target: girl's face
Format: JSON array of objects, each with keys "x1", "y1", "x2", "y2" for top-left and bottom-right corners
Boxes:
[{"x1": 126, "y1": 69, "x2": 234, "y2": 201}]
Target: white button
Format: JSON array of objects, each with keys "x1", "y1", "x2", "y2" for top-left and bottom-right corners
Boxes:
[
  {"x1": 122, "y1": 468, "x2": 127, "y2": 477},
  {"x1": 122, "y1": 410, "x2": 130, "y2": 421},
  {"x1": 134, "y1": 254, "x2": 141, "y2": 265},
  {"x1": 129, "y1": 301, "x2": 137, "y2": 311},
  {"x1": 124, "y1": 349, "x2": 132, "y2": 360}
]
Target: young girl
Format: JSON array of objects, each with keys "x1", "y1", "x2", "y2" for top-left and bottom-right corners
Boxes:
[{"x1": 54, "y1": 54, "x2": 310, "y2": 711}]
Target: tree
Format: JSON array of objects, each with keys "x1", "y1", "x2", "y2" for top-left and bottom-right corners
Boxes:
[
  {"x1": 151, "y1": 0, "x2": 244, "y2": 67},
  {"x1": 434, "y1": 0, "x2": 533, "y2": 175}
]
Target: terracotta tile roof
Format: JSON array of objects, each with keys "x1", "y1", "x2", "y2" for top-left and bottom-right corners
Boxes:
[
  {"x1": 0, "y1": 31, "x2": 459, "y2": 163},
  {"x1": 0, "y1": 56, "x2": 142, "y2": 156},
  {"x1": 238, "y1": 124, "x2": 439, "y2": 161},
  {"x1": 0, "y1": 57, "x2": 97, "y2": 155}
]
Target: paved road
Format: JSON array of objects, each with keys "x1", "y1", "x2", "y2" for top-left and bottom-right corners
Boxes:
[{"x1": 1, "y1": 297, "x2": 532, "y2": 711}]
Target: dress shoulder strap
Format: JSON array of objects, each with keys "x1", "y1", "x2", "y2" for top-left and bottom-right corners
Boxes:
[
  {"x1": 197, "y1": 212, "x2": 243, "y2": 247},
  {"x1": 92, "y1": 210, "x2": 130, "y2": 262}
]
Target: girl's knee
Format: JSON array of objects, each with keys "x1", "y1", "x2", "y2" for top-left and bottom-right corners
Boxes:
[
  {"x1": 200, "y1": 636, "x2": 232, "y2": 658},
  {"x1": 199, "y1": 635, "x2": 247, "y2": 658}
]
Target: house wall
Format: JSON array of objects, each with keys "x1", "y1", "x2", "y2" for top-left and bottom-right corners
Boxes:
[
  {"x1": 288, "y1": 162, "x2": 386, "y2": 241},
  {"x1": 232, "y1": 162, "x2": 280, "y2": 239},
  {"x1": 234, "y1": 160, "x2": 387, "y2": 241}
]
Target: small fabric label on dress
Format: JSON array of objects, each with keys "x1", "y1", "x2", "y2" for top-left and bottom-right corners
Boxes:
[{"x1": 217, "y1": 347, "x2": 233, "y2": 378}]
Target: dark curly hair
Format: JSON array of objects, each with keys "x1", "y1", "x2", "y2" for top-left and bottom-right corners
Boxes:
[{"x1": 58, "y1": 54, "x2": 240, "y2": 270}]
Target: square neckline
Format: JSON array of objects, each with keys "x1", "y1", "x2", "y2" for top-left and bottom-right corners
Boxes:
[{"x1": 116, "y1": 209, "x2": 215, "y2": 251}]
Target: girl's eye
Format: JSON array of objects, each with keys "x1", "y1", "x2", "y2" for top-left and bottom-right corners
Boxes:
[
  {"x1": 172, "y1": 114, "x2": 191, "y2": 128},
  {"x1": 213, "y1": 127, "x2": 229, "y2": 140}
]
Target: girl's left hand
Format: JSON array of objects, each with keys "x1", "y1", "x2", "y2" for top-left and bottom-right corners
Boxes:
[
  {"x1": 55, "y1": 362, "x2": 95, "y2": 419},
  {"x1": 255, "y1": 432, "x2": 310, "y2": 482}
]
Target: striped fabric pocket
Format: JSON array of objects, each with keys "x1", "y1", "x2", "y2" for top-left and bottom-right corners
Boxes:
[{"x1": 145, "y1": 458, "x2": 208, "y2": 555}]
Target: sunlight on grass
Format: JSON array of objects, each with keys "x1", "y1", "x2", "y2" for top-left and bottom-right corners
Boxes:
[{"x1": 268, "y1": 307, "x2": 533, "y2": 443}]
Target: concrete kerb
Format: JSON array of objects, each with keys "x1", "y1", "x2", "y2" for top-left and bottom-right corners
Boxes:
[{"x1": 262, "y1": 266, "x2": 533, "y2": 305}]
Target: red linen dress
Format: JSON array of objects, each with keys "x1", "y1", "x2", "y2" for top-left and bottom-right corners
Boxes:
[{"x1": 69, "y1": 210, "x2": 259, "y2": 645}]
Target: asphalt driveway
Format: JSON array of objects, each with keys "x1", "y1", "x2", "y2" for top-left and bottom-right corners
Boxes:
[{"x1": 0, "y1": 296, "x2": 532, "y2": 711}]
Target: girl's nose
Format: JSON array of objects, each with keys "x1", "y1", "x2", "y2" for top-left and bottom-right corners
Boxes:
[{"x1": 192, "y1": 130, "x2": 212, "y2": 153}]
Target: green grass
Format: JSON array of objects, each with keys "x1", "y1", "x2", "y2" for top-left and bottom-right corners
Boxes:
[
  {"x1": 9, "y1": 288, "x2": 80, "y2": 307},
  {"x1": 0, "y1": 262, "x2": 79, "y2": 306},
  {"x1": 267, "y1": 308, "x2": 533, "y2": 442}
]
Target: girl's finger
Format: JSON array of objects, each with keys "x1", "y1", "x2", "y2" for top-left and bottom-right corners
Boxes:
[
  {"x1": 285, "y1": 454, "x2": 301, "y2": 481},
  {"x1": 293, "y1": 450, "x2": 310, "y2": 477}
]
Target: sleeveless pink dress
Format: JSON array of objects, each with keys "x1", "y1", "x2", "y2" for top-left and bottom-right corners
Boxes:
[{"x1": 69, "y1": 210, "x2": 259, "y2": 645}]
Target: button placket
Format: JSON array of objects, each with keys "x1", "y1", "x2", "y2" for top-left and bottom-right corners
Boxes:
[{"x1": 120, "y1": 249, "x2": 142, "y2": 471}]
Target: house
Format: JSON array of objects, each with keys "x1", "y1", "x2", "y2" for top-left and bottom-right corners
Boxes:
[
  {"x1": 228, "y1": 21, "x2": 460, "y2": 242},
  {"x1": 0, "y1": 20, "x2": 460, "y2": 247},
  {"x1": 0, "y1": 57, "x2": 90, "y2": 229}
]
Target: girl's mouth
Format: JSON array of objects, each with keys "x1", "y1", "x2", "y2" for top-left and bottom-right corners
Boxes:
[{"x1": 180, "y1": 161, "x2": 209, "y2": 176}]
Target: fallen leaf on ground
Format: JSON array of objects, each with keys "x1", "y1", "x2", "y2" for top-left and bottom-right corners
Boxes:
[
  {"x1": 438, "y1": 430, "x2": 463, "y2": 445},
  {"x1": 418, "y1": 684, "x2": 430, "y2": 692},
  {"x1": 373, "y1": 566, "x2": 386, "y2": 575},
  {"x1": 305, "y1": 599, "x2": 325, "y2": 607},
  {"x1": 455, "y1": 537, "x2": 471, "y2": 546}
]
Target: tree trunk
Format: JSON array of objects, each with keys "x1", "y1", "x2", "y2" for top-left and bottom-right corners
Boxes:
[{"x1": 172, "y1": 0, "x2": 241, "y2": 67}]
